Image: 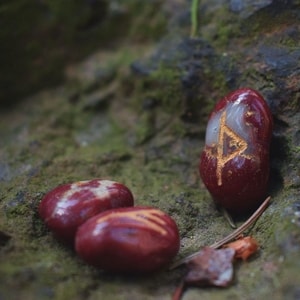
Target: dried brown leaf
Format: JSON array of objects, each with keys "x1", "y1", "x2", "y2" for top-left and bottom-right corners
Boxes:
[{"x1": 185, "y1": 246, "x2": 235, "y2": 287}]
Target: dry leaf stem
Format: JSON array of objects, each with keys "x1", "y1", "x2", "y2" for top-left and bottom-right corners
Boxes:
[{"x1": 171, "y1": 196, "x2": 271, "y2": 269}]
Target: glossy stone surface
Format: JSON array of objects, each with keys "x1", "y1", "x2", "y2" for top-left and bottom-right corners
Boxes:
[
  {"x1": 39, "y1": 179, "x2": 134, "y2": 245},
  {"x1": 199, "y1": 88, "x2": 273, "y2": 215},
  {"x1": 75, "y1": 206, "x2": 180, "y2": 273}
]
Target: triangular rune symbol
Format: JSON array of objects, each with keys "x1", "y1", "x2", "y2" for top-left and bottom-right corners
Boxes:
[{"x1": 216, "y1": 110, "x2": 248, "y2": 186}]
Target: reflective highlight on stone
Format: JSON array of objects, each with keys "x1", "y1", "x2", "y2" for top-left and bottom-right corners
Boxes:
[
  {"x1": 75, "y1": 206, "x2": 180, "y2": 273},
  {"x1": 199, "y1": 88, "x2": 273, "y2": 215},
  {"x1": 39, "y1": 179, "x2": 134, "y2": 244}
]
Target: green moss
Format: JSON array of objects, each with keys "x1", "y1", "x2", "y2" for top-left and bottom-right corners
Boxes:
[
  {"x1": 151, "y1": 66, "x2": 183, "y2": 112},
  {"x1": 132, "y1": 63, "x2": 183, "y2": 113},
  {"x1": 1, "y1": 2, "x2": 300, "y2": 298},
  {"x1": 124, "y1": 61, "x2": 187, "y2": 144},
  {"x1": 127, "y1": 0, "x2": 167, "y2": 42},
  {"x1": 214, "y1": 21, "x2": 240, "y2": 48},
  {"x1": 199, "y1": 5, "x2": 241, "y2": 49},
  {"x1": 133, "y1": 111, "x2": 156, "y2": 144}
]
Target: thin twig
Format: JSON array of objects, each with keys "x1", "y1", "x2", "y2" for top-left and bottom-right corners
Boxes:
[
  {"x1": 170, "y1": 196, "x2": 271, "y2": 269},
  {"x1": 210, "y1": 196, "x2": 271, "y2": 248}
]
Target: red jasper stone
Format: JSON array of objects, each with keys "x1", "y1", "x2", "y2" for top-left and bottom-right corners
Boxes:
[
  {"x1": 75, "y1": 206, "x2": 180, "y2": 274},
  {"x1": 199, "y1": 88, "x2": 273, "y2": 215},
  {"x1": 39, "y1": 179, "x2": 134, "y2": 245}
]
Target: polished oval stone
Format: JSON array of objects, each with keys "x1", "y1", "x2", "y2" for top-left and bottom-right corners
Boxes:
[
  {"x1": 75, "y1": 206, "x2": 180, "y2": 274},
  {"x1": 199, "y1": 88, "x2": 273, "y2": 215},
  {"x1": 39, "y1": 179, "x2": 134, "y2": 245}
]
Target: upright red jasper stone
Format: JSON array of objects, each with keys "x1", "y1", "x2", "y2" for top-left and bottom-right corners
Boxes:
[
  {"x1": 39, "y1": 179, "x2": 134, "y2": 245},
  {"x1": 199, "y1": 88, "x2": 273, "y2": 215}
]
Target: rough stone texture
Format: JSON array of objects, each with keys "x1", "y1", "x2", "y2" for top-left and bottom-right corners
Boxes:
[{"x1": 0, "y1": 1, "x2": 300, "y2": 299}]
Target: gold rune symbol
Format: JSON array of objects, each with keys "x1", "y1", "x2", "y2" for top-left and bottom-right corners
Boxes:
[
  {"x1": 216, "y1": 110, "x2": 249, "y2": 186},
  {"x1": 97, "y1": 209, "x2": 168, "y2": 235}
]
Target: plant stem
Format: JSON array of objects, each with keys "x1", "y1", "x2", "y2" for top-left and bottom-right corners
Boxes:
[{"x1": 190, "y1": 0, "x2": 199, "y2": 38}]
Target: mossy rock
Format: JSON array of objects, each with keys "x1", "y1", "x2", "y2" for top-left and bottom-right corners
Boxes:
[{"x1": 0, "y1": 1, "x2": 300, "y2": 299}]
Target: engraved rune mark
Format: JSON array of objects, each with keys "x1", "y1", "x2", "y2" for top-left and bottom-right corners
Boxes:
[
  {"x1": 97, "y1": 209, "x2": 168, "y2": 235},
  {"x1": 216, "y1": 111, "x2": 248, "y2": 186}
]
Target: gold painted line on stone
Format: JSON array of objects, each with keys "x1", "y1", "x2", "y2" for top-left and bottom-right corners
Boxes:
[
  {"x1": 96, "y1": 209, "x2": 168, "y2": 236},
  {"x1": 216, "y1": 110, "x2": 249, "y2": 186}
]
